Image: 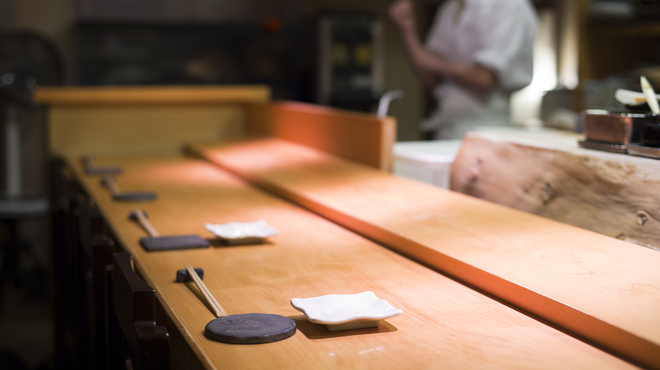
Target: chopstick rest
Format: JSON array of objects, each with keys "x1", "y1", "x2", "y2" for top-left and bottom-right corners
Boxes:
[
  {"x1": 176, "y1": 267, "x2": 204, "y2": 282},
  {"x1": 182, "y1": 265, "x2": 296, "y2": 344},
  {"x1": 81, "y1": 156, "x2": 123, "y2": 175},
  {"x1": 102, "y1": 176, "x2": 158, "y2": 202},
  {"x1": 128, "y1": 209, "x2": 211, "y2": 251}
]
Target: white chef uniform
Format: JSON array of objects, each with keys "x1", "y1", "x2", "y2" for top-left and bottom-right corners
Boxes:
[{"x1": 422, "y1": 0, "x2": 537, "y2": 139}]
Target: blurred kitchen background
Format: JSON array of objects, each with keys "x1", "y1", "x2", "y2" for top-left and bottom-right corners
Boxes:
[{"x1": 1, "y1": 0, "x2": 660, "y2": 369}]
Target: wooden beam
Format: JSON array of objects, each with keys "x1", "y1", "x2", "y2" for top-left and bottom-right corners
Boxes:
[
  {"x1": 34, "y1": 85, "x2": 271, "y2": 105},
  {"x1": 35, "y1": 86, "x2": 271, "y2": 156},
  {"x1": 47, "y1": 105, "x2": 247, "y2": 156}
]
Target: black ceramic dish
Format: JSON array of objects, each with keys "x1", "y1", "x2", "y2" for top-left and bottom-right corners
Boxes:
[
  {"x1": 619, "y1": 101, "x2": 650, "y2": 113},
  {"x1": 642, "y1": 113, "x2": 660, "y2": 148}
]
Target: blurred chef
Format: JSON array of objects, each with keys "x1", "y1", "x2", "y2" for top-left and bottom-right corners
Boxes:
[{"x1": 389, "y1": 0, "x2": 537, "y2": 139}]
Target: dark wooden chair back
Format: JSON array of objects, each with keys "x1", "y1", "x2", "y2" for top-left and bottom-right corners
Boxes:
[{"x1": 109, "y1": 252, "x2": 169, "y2": 370}]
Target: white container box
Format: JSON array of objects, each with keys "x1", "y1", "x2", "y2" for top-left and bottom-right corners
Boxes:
[{"x1": 393, "y1": 140, "x2": 462, "y2": 189}]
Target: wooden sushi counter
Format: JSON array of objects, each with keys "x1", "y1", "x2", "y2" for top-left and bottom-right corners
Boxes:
[{"x1": 38, "y1": 87, "x2": 660, "y2": 369}]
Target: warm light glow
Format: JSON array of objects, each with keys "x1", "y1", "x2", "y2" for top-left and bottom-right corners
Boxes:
[
  {"x1": 558, "y1": 0, "x2": 579, "y2": 90},
  {"x1": 530, "y1": 10, "x2": 558, "y2": 91},
  {"x1": 511, "y1": 9, "x2": 557, "y2": 127},
  {"x1": 138, "y1": 159, "x2": 238, "y2": 186}
]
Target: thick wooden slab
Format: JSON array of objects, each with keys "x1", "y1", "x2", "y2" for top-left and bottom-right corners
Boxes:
[
  {"x1": 450, "y1": 129, "x2": 660, "y2": 250},
  {"x1": 191, "y1": 138, "x2": 660, "y2": 369},
  {"x1": 67, "y1": 155, "x2": 632, "y2": 369},
  {"x1": 246, "y1": 102, "x2": 396, "y2": 171}
]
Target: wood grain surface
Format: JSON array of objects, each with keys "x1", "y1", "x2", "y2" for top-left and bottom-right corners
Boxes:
[
  {"x1": 246, "y1": 102, "x2": 396, "y2": 171},
  {"x1": 191, "y1": 138, "x2": 660, "y2": 369},
  {"x1": 450, "y1": 130, "x2": 660, "y2": 250},
  {"x1": 67, "y1": 155, "x2": 633, "y2": 369},
  {"x1": 35, "y1": 85, "x2": 270, "y2": 157},
  {"x1": 47, "y1": 105, "x2": 246, "y2": 156}
]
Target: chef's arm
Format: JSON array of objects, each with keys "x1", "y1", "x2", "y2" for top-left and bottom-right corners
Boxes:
[
  {"x1": 398, "y1": 26, "x2": 497, "y2": 93},
  {"x1": 398, "y1": 26, "x2": 442, "y2": 90}
]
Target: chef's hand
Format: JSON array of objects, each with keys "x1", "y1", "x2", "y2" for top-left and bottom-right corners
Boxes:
[{"x1": 389, "y1": 0, "x2": 415, "y2": 32}]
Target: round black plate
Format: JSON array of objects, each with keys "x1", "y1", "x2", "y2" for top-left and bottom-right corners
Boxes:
[{"x1": 205, "y1": 313, "x2": 296, "y2": 344}]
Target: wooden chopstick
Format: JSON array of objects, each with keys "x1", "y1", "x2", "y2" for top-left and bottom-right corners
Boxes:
[
  {"x1": 185, "y1": 264, "x2": 227, "y2": 317},
  {"x1": 102, "y1": 175, "x2": 122, "y2": 196},
  {"x1": 133, "y1": 209, "x2": 160, "y2": 237}
]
